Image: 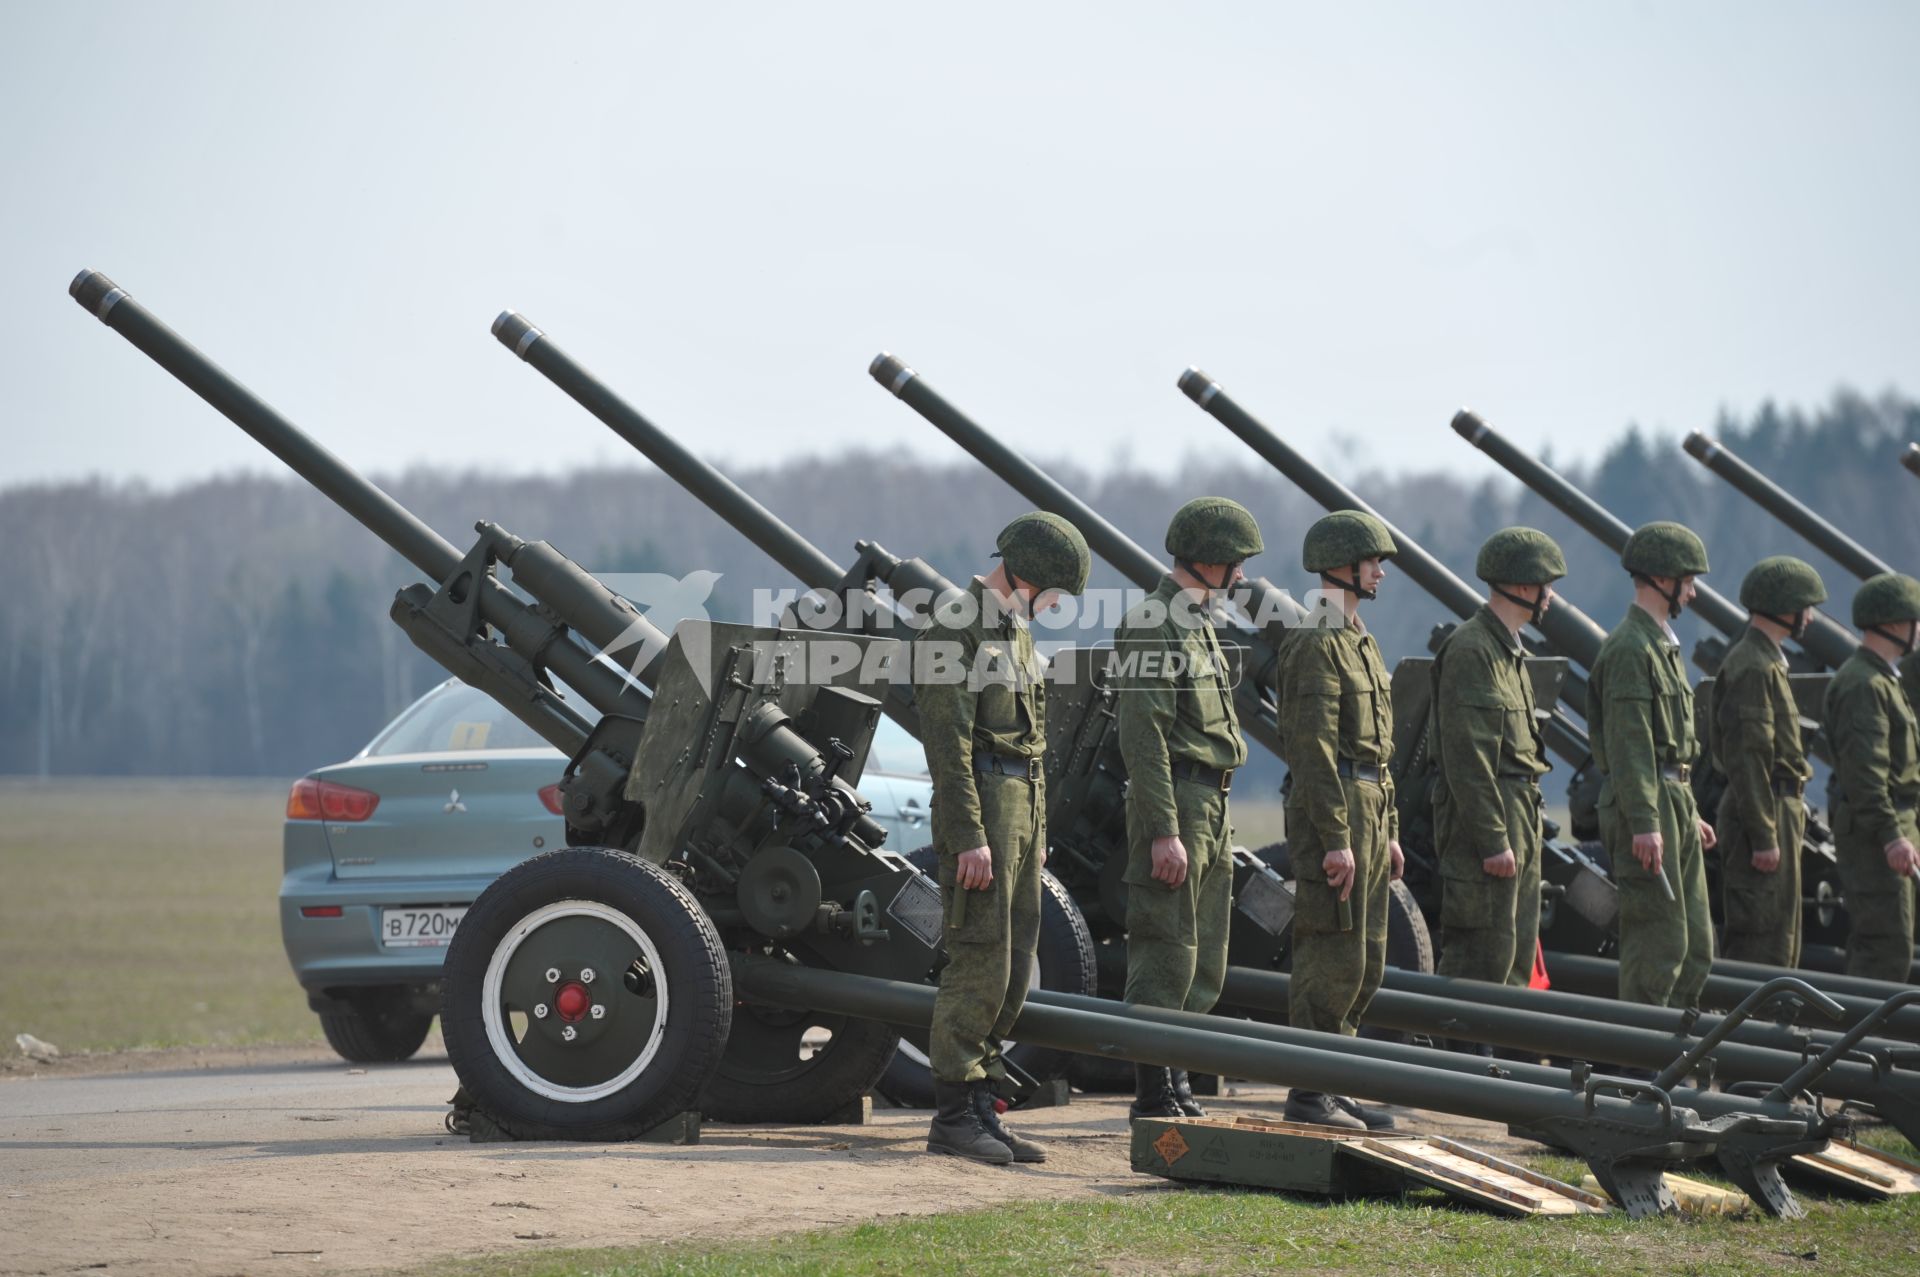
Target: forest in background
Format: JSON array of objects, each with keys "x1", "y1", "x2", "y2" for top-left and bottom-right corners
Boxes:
[{"x1": 2, "y1": 390, "x2": 1914, "y2": 781}]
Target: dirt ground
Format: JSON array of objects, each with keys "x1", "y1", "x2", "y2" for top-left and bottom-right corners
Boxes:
[{"x1": 0, "y1": 1045, "x2": 1539, "y2": 1277}]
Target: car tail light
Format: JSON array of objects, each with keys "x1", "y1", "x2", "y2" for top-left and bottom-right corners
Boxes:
[
  {"x1": 300, "y1": 906, "x2": 344, "y2": 918},
  {"x1": 538, "y1": 783, "x2": 566, "y2": 816},
  {"x1": 287, "y1": 778, "x2": 381, "y2": 822}
]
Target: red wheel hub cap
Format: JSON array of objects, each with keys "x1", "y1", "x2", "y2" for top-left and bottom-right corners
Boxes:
[{"x1": 554, "y1": 981, "x2": 592, "y2": 1023}]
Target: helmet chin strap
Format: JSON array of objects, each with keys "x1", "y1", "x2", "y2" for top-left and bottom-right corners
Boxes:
[
  {"x1": 1176, "y1": 558, "x2": 1236, "y2": 593},
  {"x1": 1633, "y1": 572, "x2": 1684, "y2": 620},
  {"x1": 1323, "y1": 564, "x2": 1375, "y2": 602},
  {"x1": 1870, "y1": 621, "x2": 1920, "y2": 657},
  {"x1": 1492, "y1": 584, "x2": 1548, "y2": 626},
  {"x1": 1755, "y1": 611, "x2": 1809, "y2": 642}
]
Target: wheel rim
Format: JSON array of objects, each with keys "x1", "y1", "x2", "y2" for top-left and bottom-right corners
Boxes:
[{"x1": 481, "y1": 899, "x2": 670, "y2": 1102}]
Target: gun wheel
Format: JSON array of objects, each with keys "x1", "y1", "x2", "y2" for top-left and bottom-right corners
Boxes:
[
  {"x1": 699, "y1": 998, "x2": 900, "y2": 1123},
  {"x1": 441, "y1": 847, "x2": 730, "y2": 1140}
]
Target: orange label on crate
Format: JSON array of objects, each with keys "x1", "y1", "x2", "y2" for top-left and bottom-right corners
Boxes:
[{"x1": 1153, "y1": 1126, "x2": 1191, "y2": 1166}]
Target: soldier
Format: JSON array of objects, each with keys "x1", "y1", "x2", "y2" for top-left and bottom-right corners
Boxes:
[
  {"x1": 1431, "y1": 528, "x2": 1565, "y2": 997},
  {"x1": 918, "y1": 511, "x2": 1090, "y2": 1165},
  {"x1": 1117, "y1": 497, "x2": 1262, "y2": 1121},
  {"x1": 1825, "y1": 573, "x2": 1920, "y2": 982},
  {"x1": 1587, "y1": 522, "x2": 1718, "y2": 1008},
  {"x1": 1710, "y1": 557, "x2": 1826, "y2": 967},
  {"x1": 1278, "y1": 511, "x2": 1403, "y2": 1131}
]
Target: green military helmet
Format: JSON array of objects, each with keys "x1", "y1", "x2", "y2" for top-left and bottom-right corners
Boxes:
[
  {"x1": 1475, "y1": 527, "x2": 1566, "y2": 586},
  {"x1": 995, "y1": 510, "x2": 1091, "y2": 595},
  {"x1": 1739, "y1": 556, "x2": 1828, "y2": 615},
  {"x1": 1165, "y1": 496, "x2": 1264, "y2": 564},
  {"x1": 1302, "y1": 510, "x2": 1397, "y2": 574},
  {"x1": 1620, "y1": 521, "x2": 1710, "y2": 579},
  {"x1": 1852, "y1": 572, "x2": 1920, "y2": 628}
]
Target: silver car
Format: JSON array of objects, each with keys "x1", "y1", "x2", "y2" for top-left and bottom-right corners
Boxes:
[{"x1": 283, "y1": 678, "x2": 933, "y2": 1061}]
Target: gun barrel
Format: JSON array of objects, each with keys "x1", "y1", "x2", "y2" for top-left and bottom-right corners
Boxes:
[
  {"x1": 1453, "y1": 410, "x2": 1859, "y2": 669},
  {"x1": 73, "y1": 271, "x2": 458, "y2": 582},
  {"x1": 1682, "y1": 432, "x2": 1891, "y2": 581},
  {"x1": 493, "y1": 312, "x2": 844, "y2": 591},
  {"x1": 1180, "y1": 369, "x2": 1609, "y2": 670},
  {"x1": 66, "y1": 272, "x2": 653, "y2": 745}
]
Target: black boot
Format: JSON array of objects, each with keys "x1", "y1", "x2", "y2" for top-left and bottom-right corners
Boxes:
[
  {"x1": 1130, "y1": 1064, "x2": 1184, "y2": 1119},
  {"x1": 1283, "y1": 1089, "x2": 1366, "y2": 1130},
  {"x1": 1331, "y1": 1095, "x2": 1397, "y2": 1131},
  {"x1": 1169, "y1": 1069, "x2": 1207, "y2": 1118},
  {"x1": 970, "y1": 1081, "x2": 1047, "y2": 1163},
  {"x1": 926, "y1": 1080, "x2": 1012, "y2": 1165}
]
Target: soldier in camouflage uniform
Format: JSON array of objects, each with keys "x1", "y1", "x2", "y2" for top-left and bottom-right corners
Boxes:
[
  {"x1": 1117, "y1": 497, "x2": 1262, "y2": 1121},
  {"x1": 1431, "y1": 529, "x2": 1565, "y2": 995},
  {"x1": 1279, "y1": 511, "x2": 1404, "y2": 1131},
  {"x1": 1588, "y1": 522, "x2": 1719, "y2": 1008},
  {"x1": 918, "y1": 511, "x2": 1090, "y2": 1165},
  {"x1": 1825, "y1": 573, "x2": 1920, "y2": 981},
  {"x1": 1710, "y1": 557, "x2": 1826, "y2": 967}
]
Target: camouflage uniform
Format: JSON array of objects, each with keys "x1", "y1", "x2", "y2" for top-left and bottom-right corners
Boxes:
[
  {"x1": 1431, "y1": 605, "x2": 1550, "y2": 985},
  {"x1": 1281, "y1": 615, "x2": 1398, "y2": 1033},
  {"x1": 1591, "y1": 605, "x2": 1713, "y2": 1009},
  {"x1": 1710, "y1": 628, "x2": 1811, "y2": 967},
  {"x1": 1826, "y1": 573, "x2": 1920, "y2": 982},
  {"x1": 1116, "y1": 573, "x2": 1246, "y2": 1015},
  {"x1": 919, "y1": 574, "x2": 1047, "y2": 1085}
]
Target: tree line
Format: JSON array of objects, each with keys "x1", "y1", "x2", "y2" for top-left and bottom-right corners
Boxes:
[{"x1": 2, "y1": 390, "x2": 1913, "y2": 780}]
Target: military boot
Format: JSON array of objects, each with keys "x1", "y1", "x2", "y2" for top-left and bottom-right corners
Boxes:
[
  {"x1": 927, "y1": 1080, "x2": 1012, "y2": 1165},
  {"x1": 1130, "y1": 1065, "x2": 1184, "y2": 1119},
  {"x1": 1332, "y1": 1095, "x2": 1397, "y2": 1131},
  {"x1": 970, "y1": 1081, "x2": 1047, "y2": 1164},
  {"x1": 1283, "y1": 1089, "x2": 1366, "y2": 1130},
  {"x1": 1170, "y1": 1069, "x2": 1208, "y2": 1118}
]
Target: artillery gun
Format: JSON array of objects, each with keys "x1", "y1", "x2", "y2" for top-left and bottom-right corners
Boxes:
[
  {"x1": 1683, "y1": 429, "x2": 1920, "y2": 770},
  {"x1": 68, "y1": 274, "x2": 1892, "y2": 1217},
  {"x1": 484, "y1": 314, "x2": 1298, "y2": 1100},
  {"x1": 1175, "y1": 367, "x2": 1621, "y2": 951},
  {"x1": 1453, "y1": 410, "x2": 1866, "y2": 958}
]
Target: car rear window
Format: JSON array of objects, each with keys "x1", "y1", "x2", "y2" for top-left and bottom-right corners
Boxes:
[{"x1": 365, "y1": 681, "x2": 565, "y2": 756}]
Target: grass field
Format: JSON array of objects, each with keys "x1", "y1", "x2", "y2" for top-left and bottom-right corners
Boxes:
[
  {"x1": 0, "y1": 777, "x2": 324, "y2": 1052},
  {"x1": 417, "y1": 1130, "x2": 1920, "y2": 1277}
]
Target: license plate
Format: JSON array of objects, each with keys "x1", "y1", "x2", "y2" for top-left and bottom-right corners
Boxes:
[{"x1": 380, "y1": 906, "x2": 467, "y2": 948}]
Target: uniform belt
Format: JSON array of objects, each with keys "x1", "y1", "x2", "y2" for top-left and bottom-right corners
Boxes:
[
  {"x1": 1172, "y1": 760, "x2": 1234, "y2": 792},
  {"x1": 1770, "y1": 774, "x2": 1807, "y2": 798},
  {"x1": 1659, "y1": 763, "x2": 1693, "y2": 783},
  {"x1": 972, "y1": 751, "x2": 1041, "y2": 781},
  {"x1": 1337, "y1": 758, "x2": 1386, "y2": 785}
]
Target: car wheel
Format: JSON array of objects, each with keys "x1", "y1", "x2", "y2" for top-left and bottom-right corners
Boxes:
[
  {"x1": 877, "y1": 847, "x2": 1099, "y2": 1108},
  {"x1": 318, "y1": 987, "x2": 434, "y2": 1063},
  {"x1": 440, "y1": 846, "x2": 730, "y2": 1141}
]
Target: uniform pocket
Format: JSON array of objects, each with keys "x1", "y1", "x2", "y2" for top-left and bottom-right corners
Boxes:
[
  {"x1": 938, "y1": 851, "x2": 1005, "y2": 945},
  {"x1": 1440, "y1": 867, "x2": 1496, "y2": 931}
]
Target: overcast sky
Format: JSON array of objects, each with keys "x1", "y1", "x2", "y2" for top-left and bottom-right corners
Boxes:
[{"x1": 4, "y1": 2, "x2": 1916, "y2": 491}]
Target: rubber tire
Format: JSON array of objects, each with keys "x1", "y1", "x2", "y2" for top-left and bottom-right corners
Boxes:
[
  {"x1": 318, "y1": 987, "x2": 433, "y2": 1063},
  {"x1": 700, "y1": 1011, "x2": 902, "y2": 1124},
  {"x1": 440, "y1": 847, "x2": 731, "y2": 1141},
  {"x1": 876, "y1": 848, "x2": 1100, "y2": 1108}
]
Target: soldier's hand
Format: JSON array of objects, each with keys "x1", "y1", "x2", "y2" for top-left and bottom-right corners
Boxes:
[
  {"x1": 955, "y1": 846, "x2": 994, "y2": 890},
  {"x1": 1751, "y1": 848, "x2": 1781, "y2": 873},
  {"x1": 1631, "y1": 831, "x2": 1664, "y2": 877},
  {"x1": 1483, "y1": 849, "x2": 1517, "y2": 879},
  {"x1": 1697, "y1": 818, "x2": 1717, "y2": 851},
  {"x1": 1151, "y1": 835, "x2": 1189, "y2": 887},
  {"x1": 1388, "y1": 840, "x2": 1405, "y2": 882},
  {"x1": 1886, "y1": 837, "x2": 1920, "y2": 878},
  {"x1": 1324, "y1": 848, "x2": 1357, "y2": 901}
]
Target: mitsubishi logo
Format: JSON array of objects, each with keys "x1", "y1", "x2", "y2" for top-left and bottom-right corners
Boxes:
[{"x1": 444, "y1": 788, "x2": 468, "y2": 814}]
